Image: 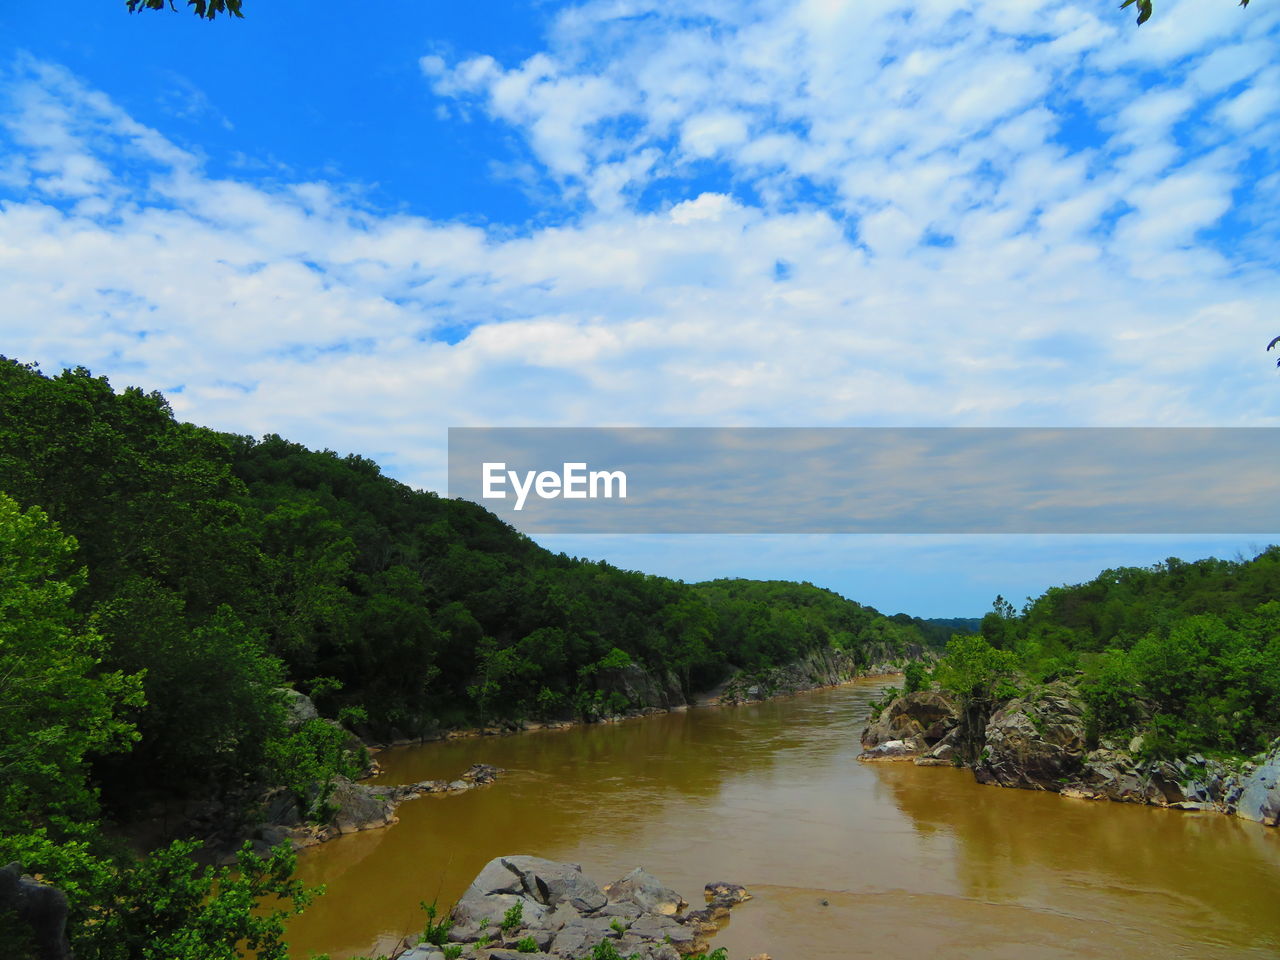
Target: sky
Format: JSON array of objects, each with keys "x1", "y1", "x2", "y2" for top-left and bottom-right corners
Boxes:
[{"x1": 1, "y1": 0, "x2": 1278, "y2": 616}]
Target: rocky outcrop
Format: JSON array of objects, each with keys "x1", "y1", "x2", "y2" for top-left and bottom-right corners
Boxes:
[
  {"x1": 1236, "y1": 746, "x2": 1280, "y2": 826},
  {"x1": 603, "y1": 868, "x2": 687, "y2": 916},
  {"x1": 859, "y1": 681, "x2": 1280, "y2": 829},
  {"x1": 232, "y1": 764, "x2": 505, "y2": 861},
  {"x1": 0, "y1": 863, "x2": 71, "y2": 960},
  {"x1": 858, "y1": 690, "x2": 958, "y2": 762},
  {"x1": 394, "y1": 857, "x2": 748, "y2": 960},
  {"x1": 719, "y1": 648, "x2": 912, "y2": 706},
  {"x1": 277, "y1": 687, "x2": 321, "y2": 727},
  {"x1": 971, "y1": 683, "x2": 1086, "y2": 790},
  {"x1": 594, "y1": 664, "x2": 687, "y2": 714}
]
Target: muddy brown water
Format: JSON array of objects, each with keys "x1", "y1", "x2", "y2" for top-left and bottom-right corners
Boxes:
[{"x1": 285, "y1": 678, "x2": 1280, "y2": 959}]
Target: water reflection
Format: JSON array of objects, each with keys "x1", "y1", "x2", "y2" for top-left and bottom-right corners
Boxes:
[{"x1": 285, "y1": 680, "x2": 1280, "y2": 960}]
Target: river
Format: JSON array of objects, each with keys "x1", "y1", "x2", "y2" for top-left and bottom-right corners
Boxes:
[{"x1": 284, "y1": 677, "x2": 1280, "y2": 959}]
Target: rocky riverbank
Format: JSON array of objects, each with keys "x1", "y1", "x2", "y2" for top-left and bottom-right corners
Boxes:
[
  {"x1": 392, "y1": 856, "x2": 758, "y2": 960},
  {"x1": 858, "y1": 683, "x2": 1280, "y2": 827},
  {"x1": 392, "y1": 652, "x2": 923, "y2": 746},
  {"x1": 712, "y1": 648, "x2": 917, "y2": 706},
  {"x1": 229, "y1": 762, "x2": 505, "y2": 861},
  {"x1": 236, "y1": 660, "x2": 924, "y2": 860}
]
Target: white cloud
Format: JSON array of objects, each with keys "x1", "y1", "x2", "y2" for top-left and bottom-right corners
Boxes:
[{"x1": 1, "y1": 0, "x2": 1278, "y2": 499}]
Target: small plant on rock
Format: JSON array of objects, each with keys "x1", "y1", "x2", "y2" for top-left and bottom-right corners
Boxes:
[
  {"x1": 443, "y1": 946, "x2": 463, "y2": 960},
  {"x1": 516, "y1": 936, "x2": 538, "y2": 953},
  {"x1": 587, "y1": 940, "x2": 640, "y2": 960},
  {"x1": 420, "y1": 898, "x2": 454, "y2": 946},
  {"x1": 501, "y1": 901, "x2": 524, "y2": 935},
  {"x1": 610, "y1": 918, "x2": 628, "y2": 935}
]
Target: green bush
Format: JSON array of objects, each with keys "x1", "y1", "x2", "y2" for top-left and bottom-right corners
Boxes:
[
  {"x1": 419, "y1": 899, "x2": 453, "y2": 947},
  {"x1": 903, "y1": 660, "x2": 929, "y2": 693},
  {"x1": 501, "y1": 901, "x2": 523, "y2": 935}
]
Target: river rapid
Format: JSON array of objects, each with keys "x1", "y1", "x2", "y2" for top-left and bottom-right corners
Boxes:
[{"x1": 284, "y1": 677, "x2": 1280, "y2": 960}]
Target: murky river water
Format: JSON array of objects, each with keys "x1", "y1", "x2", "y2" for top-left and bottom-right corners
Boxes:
[{"x1": 286, "y1": 678, "x2": 1280, "y2": 959}]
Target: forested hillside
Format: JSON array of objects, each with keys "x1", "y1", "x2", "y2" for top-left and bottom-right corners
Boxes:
[
  {"x1": 951, "y1": 554, "x2": 1280, "y2": 757},
  {"x1": 0, "y1": 357, "x2": 943, "y2": 958},
  {"x1": 0, "y1": 358, "x2": 933, "y2": 812}
]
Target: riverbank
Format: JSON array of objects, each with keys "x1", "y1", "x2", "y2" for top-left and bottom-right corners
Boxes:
[
  {"x1": 232, "y1": 655, "x2": 915, "y2": 860},
  {"x1": 372, "y1": 651, "x2": 916, "y2": 748},
  {"x1": 285, "y1": 675, "x2": 1280, "y2": 960},
  {"x1": 858, "y1": 682, "x2": 1280, "y2": 827}
]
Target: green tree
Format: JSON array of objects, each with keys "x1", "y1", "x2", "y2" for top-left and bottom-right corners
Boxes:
[
  {"x1": 903, "y1": 660, "x2": 929, "y2": 694},
  {"x1": 0, "y1": 494, "x2": 142, "y2": 834}
]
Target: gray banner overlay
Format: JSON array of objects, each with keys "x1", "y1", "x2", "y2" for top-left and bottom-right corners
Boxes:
[{"x1": 447, "y1": 428, "x2": 1280, "y2": 534}]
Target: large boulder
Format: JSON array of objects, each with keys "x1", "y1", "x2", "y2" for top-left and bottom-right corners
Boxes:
[
  {"x1": 276, "y1": 687, "x2": 320, "y2": 727},
  {"x1": 973, "y1": 683, "x2": 1086, "y2": 790},
  {"x1": 451, "y1": 856, "x2": 607, "y2": 935},
  {"x1": 859, "y1": 690, "x2": 958, "y2": 760},
  {"x1": 326, "y1": 777, "x2": 397, "y2": 834},
  {"x1": 0, "y1": 863, "x2": 71, "y2": 960},
  {"x1": 1236, "y1": 741, "x2": 1280, "y2": 826},
  {"x1": 605, "y1": 868, "x2": 687, "y2": 916}
]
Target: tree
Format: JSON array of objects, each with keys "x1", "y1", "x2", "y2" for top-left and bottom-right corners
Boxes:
[
  {"x1": 126, "y1": 0, "x2": 242, "y2": 19},
  {"x1": 932, "y1": 634, "x2": 1020, "y2": 703},
  {"x1": 0, "y1": 494, "x2": 142, "y2": 834}
]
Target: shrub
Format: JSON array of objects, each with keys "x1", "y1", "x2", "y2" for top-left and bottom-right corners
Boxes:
[{"x1": 501, "y1": 901, "x2": 523, "y2": 935}]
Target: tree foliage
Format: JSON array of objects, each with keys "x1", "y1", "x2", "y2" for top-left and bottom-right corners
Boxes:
[
  {"x1": 126, "y1": 0, "x2": 243, "y2": 20},
  {"x1": 964, "y1": 551, "x2": 1280, "y2": 757},
  {"x1": 0, "y1": 356, "x2": 946, "y2": 956},
  {"x1": 0, "y1": 494, "x2": 142, "y2": 834}
]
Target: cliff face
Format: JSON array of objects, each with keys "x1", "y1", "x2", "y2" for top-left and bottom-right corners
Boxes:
[
  {"x1": 594, "y1": 663, "x2": 688, "y2": 713},
  {"x1": 858, "y1": 685, "x2": 1280, "y2": 828},
  {"x1": 715, "y1": 646, "x2": 913, "y2": 705}
]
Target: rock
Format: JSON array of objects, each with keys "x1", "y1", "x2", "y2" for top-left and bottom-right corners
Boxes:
[
  {"x1": 629, "y1": 915, "x2": 700, "y2": 954},
  {"x1": 859, "y1": 737, "x2": 926, "y2": 761},
  {"x1": 859, "y1": 690, "x2": 958, "y2": 752},
  {"x1": 593, "y1": 663, "x2": 688, "y2": 714},
  {"x1": 606, "y1": 868, "x2": 688, "y2": 916},
  {"x1": 452, "y1": 856, "x2": 607, "y2": 936},
  {"x1": 548, "y1": 916, "x2": 618, "y2": 957},
  {"x1": 0, "y1": 863, "x2": 71, "y2": 960},
  {"x1": 277, "y1": 687, "x2": 320, "y2": 727},
  {"x1": 973, "y1": 682, "x2": 1086, "y2": 790},
  {"x1": 262, "y1": 788, "x2": 302, "y2": 827},
  {"x1": 461, "y1": 763, "x2": 503, "y2": 784},
  {"x1": 596, "y1": 901, "x2": 645, "y2": 920},
  {"x1": 326, "y1": 777, "x2": 397, "y2": 834},
  {"x1": 441, "y1": 858, "x2": 743, "y2": 960},
  {"x1": 703, "y1": 881, "x2": 751, "y2": 904},
  {"x1": 914, "y1": 727, "x2": 960, "y2": 765},
  {"x1": 1236, "y1": 741, "x2": 1280, "y2": 826}
]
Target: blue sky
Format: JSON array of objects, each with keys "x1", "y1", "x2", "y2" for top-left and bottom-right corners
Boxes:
[{"x1": 2, "y1": 0, "x2": 1279, "y2": 616}]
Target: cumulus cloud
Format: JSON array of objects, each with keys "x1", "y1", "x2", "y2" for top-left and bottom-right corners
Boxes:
[{"x1": 0, "y1": 0, "x2": 1278, "y2": 500}]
